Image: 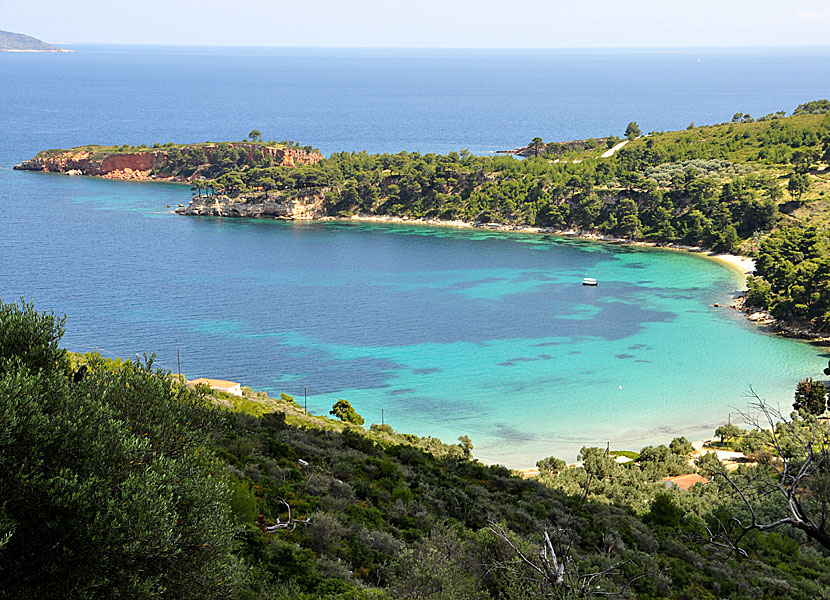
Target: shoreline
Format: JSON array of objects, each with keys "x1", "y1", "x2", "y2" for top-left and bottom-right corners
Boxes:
[
  {"x1": 331, "y1": 212, "x2": 755, "y2": 277},
  {"x1": 328, "y1": 214, "x2": 830, "y2": 343},
  {"x1": 515, "y1": 438, "x2": 753, "y2": 477}
]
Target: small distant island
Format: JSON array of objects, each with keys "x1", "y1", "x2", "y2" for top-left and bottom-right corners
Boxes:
[{"x1": 0, "y1": 29, "x2": 71, "y2": 52}]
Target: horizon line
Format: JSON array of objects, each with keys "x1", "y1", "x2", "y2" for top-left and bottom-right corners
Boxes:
[{"x1": 49, "y1": 41, "x2": 830, "y2": 50}]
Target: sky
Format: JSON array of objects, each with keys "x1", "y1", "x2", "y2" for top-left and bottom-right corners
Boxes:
[{"x1": 2, "y1": 0, "x2": 830, "y2": 47}]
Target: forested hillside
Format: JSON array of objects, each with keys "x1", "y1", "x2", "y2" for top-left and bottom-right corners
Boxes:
[
  {"x1": 2, "y1": 299, "x2": 830, "y2": 599},
  {"x1": 182, "y1": 102, "x2": 830, "y2": 332},
  {"x1": 195, "y1": 103, "x2": 829, "y2": 256}
]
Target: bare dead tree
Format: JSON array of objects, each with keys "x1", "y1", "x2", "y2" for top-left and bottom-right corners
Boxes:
[
  {"x1": 697, "y1": 387, "x2": 830, "y2": 554},
  {"x1": 487, "y1": 473, "x2": 646, "y2": 598},
  {"x1": 0, "y1": 529, "x2": 12, "y2": 551},
  {"x1": 260, "y1": 499, "x2": 311, "y2": 533}
]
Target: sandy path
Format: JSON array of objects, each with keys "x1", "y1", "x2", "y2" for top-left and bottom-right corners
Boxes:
[{"x1": 601, "y1": 139, "x2": 629, "y2": 158}]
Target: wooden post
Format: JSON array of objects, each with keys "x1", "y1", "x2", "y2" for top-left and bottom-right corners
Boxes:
[
  {"x1": 177, "y1": 347, "x2": 181, "y2": 378},
  {"x1": 304, "y1": 386, "x2": 307, "y2": 415},
  {"x1": 382, "y1": 409, "x2": 385, "y2": 427}
]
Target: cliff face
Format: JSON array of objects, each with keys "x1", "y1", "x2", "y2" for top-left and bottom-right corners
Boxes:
[
  {"x1": 248, "y1": 146, "x2": 321, "y2": 168},
  {"x1": 176, "y1": 190, "x2": 328, "y2": 220},
  {"x1": 14, "y1": 149, "x2": 165, "y2": 178},
  {"x1": 14, "y1": 143, "x2": 323, "y2": 182}
]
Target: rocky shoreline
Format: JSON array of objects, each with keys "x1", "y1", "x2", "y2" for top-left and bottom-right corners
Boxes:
[
  {"x1": 176, "y1": 190, "x2": 328, "y2": 219},
  {"x1": 727, "y1": 293, "x2": 829, "y2": 342}
]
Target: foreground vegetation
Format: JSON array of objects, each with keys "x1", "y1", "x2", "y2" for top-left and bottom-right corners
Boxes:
[{"x1": 3, "y1": 299, "x2": 830, "y2": 599}]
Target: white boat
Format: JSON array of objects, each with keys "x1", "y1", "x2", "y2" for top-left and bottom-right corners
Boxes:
[{"x1": 582, "y1": 277, "x2": 597, "y2": 286}]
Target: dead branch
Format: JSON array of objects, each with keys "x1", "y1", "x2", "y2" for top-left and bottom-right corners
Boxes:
[
  {"x1": 704, "y1": 387, "x2": 830, "y2": 552},
  {"x1": 259, "y1": 499, "x2": 311, "y2": 533}
]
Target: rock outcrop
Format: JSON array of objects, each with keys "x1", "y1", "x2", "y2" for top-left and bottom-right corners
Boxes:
[
  {"x1": 14, "y1": 143, "x2": 323, "y2": 182},
  {"x1": 176, "y1": 190, "x2": 328, "y2": 220},
  {"x1": 15, "y1": 149, "x2": 168, "y2": 179}
]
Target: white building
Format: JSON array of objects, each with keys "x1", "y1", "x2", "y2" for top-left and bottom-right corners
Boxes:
[{"x1": 190, "y1": 377, "x2": 243, "y2": 397}]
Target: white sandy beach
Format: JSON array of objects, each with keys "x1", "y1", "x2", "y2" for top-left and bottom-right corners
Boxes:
[
  {"x1": 339, "y1": 213, "x2": 756, "y2": 280},
  {"x1": 707, "y1": 253, "x2": 755, "y2": 276}
]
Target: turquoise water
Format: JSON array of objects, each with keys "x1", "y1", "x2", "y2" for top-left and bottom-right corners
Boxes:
[
  {"x1": 2, "y1": 45, "x2": 829, "y2": 466},
  {"x1": 1, "y1": 173, "x2": 825, "y2": 467}
]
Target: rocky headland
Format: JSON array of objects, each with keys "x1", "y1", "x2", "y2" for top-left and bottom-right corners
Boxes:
[
  {"x1": 14, "y1": 143, "x2": 322, "y2": 182},
  {"x1": 498, "y1": 136, "x2": 612, "y2": 157},
  {"x1": 728, "y1": 292, "x2": 829, "y2": 342},
  {"x1": 177, "y1": 189, "x2": 328, "y2": 219}
]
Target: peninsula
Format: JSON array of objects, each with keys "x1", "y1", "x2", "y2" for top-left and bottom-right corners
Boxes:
[
  {"x1": 14, "y1": 140, "x2": 322, "y2": 181},
  {"x1": 17, "y1": 101, "x2": 830, "y2": 336},
  {"x1": 0, "y1": 29, "x2": 71, "y2": 52}
]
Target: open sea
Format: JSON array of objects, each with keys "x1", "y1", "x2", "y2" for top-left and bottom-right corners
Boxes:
[{"x1": 1, "y1": 45, "x2": 830, "y2": 466}]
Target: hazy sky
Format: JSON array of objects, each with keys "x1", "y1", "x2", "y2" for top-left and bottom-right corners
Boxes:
[{"x1": 3, "y1": 0, "x2": 830, "y2": 47}]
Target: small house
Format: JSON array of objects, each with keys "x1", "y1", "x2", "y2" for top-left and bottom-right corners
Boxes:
[
  {"x1": 191, "y1": 377, "x2": 243, "y2": 397},
  {"x1": 660, "y1": 473, "x2": 709, "y2": 492}
]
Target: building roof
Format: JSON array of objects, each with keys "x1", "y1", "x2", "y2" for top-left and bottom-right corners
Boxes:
[
  {"x1": 191, "y1": 377, "x2": 241, "y2": 389},
  {"x1": 660, "y1": 473, "x2": 709, "y2": 491}
]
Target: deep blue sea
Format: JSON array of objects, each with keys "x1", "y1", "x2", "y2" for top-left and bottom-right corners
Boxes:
[{"x1": 2, "y1": 45, "x2": 829, "y2": 466}]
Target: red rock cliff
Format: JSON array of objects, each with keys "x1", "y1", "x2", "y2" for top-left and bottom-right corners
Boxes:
[{"x1": 14, "y1": 143, "x2": 323, "y2": 181}]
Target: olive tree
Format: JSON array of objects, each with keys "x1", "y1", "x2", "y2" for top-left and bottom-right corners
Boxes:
[
  {"x1": 0, "y1": 299, "x2": 243, "y2": 599},
  {"x1": 330, "y1": 398, "x2": 364, "y2": 425}
]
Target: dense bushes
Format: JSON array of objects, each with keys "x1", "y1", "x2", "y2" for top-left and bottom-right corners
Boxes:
[
  {"x1": 191, "y1": 109, "x2": 830, "y2": 259},
  {"x1": 0, "y1": 300, "x2": 243, "y2": 600},
  {"x1": 749, "y1": 226, "x2": 830, "y2": 328},
  {"x1": 3, "y1": 299, "x2": 830, "y2": 599}
]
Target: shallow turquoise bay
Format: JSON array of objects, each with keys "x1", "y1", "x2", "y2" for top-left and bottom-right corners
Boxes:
[
  {"x1": 3, "y1": 45, "x2": 830, "y2": 467},
  {"x1": 1, "y1": 174, "x2": 826, "y2": 468}
]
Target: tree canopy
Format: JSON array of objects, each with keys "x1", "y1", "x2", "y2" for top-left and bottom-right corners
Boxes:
[
  {"x1": 3, "y1": 299, "x2": 830, "y2": 598},
  {"x1": 330, "y1": 398, "x2": 364, "y2": 425},
  {"x1": 794, "y1": 377, "x2": 827, "y2": 415},
  {"x1": 624, "y1": 121, "x2": 642, "y2": 140},
  {"x1": 0, "y1": 299, "x2": 242, "y2": 599}
]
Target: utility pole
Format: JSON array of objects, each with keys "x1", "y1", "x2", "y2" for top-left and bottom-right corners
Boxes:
[
  {"x1": 304, "y1": 386, "x2": 307, "y2": 415},
  {"x1": 606, "y1": 441, "x2": 610, "y2": 457}
]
